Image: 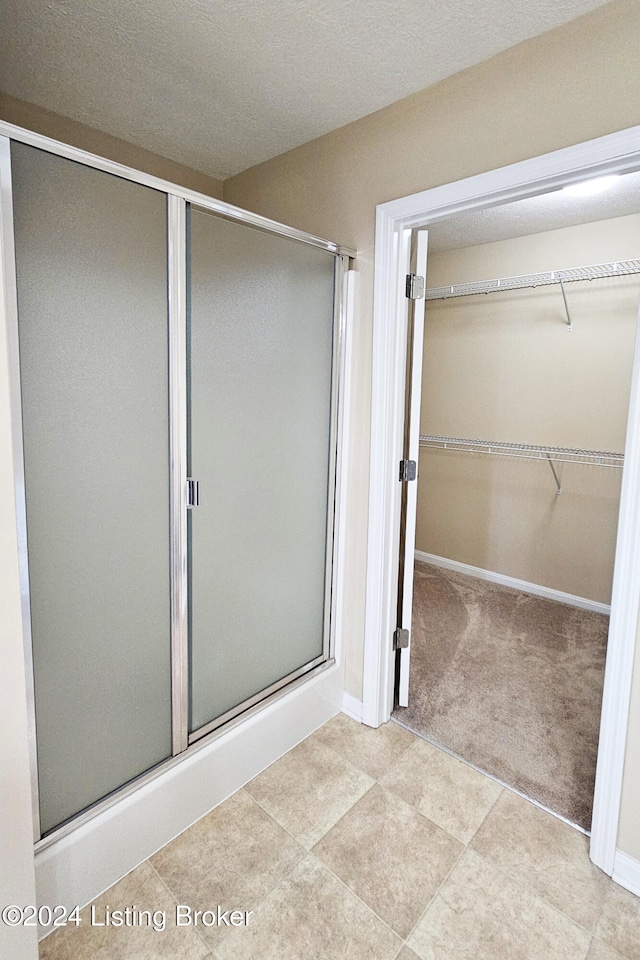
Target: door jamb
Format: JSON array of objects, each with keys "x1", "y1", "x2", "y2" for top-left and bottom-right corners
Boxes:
[{"x1": 363, "y1": 123, "x2": 640, "y2": 877}]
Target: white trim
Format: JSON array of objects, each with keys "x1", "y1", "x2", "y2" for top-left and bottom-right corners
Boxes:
[
  {"x1": 36, "y1": 664, "x2": 341, "y2": 936},
  {"x1": 363, "y1": 224, "x2": 412, "y2": 727},
  {"x1": 612, "y1": 850, "x2": 640, "y2": 899},
  {"x1": 364, "y1": 124, "x2": 640, "y2": 879},
  {"x1": 341, "y1": 693, "x2": 364, "y2": 722},
  {"x1": 591, "y1": 292, "x2": 640, "y2": 876},
  {"x1": 378, "y1": 125, "x2": 640, "y2": 227},
  {"x1": 415, "y1": 551, "x2": 611, "y2": 615}
]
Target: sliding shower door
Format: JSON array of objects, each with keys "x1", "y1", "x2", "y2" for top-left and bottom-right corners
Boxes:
[
  {"x1": 187, "y1": 206, "x2": 336, "y2": 736},
  {"x1": 11, "y1": 143, "x2": 172, "y2": 835},
  {"x1": 6, "y1": 133, "x2": 343, "y2": 840}
]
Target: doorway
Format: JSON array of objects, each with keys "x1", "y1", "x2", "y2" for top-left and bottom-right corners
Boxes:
[
  {"x1": 363, "y1": 124, "x2": 640, "y2": 879},
  {"x1": 394, "y1": 183, "x2": 640, "y2": 831}
]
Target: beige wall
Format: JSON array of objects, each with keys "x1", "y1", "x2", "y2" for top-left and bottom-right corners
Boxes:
[
  {"x1": 0, "y1": 93, "x2": 224, "y2": 200},
  {"x1": 224, "y1": 0, "x2": 640, "y2": 858},
  {"x1": 417, "y1": 215, "x2": 640, "y2": 603},
  {"x1": 225, "y1": 0, "x2": 640, "y2": 702}
]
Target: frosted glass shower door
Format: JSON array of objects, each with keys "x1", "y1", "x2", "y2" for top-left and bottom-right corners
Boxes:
[
  {"x1": 188, "y1": 207, "x2": 336, "y2": 734},
  {"x1": 11, "y1": 143, "x2": 172, "y2": 835}
]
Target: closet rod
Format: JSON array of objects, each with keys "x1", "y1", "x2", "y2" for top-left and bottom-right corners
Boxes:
[
  {"x1": 419, "y1": 434, "x2": 624, "y2": 468},
  {"x1": 425, "y1": 258, "x2": 640, "y2": 301}
]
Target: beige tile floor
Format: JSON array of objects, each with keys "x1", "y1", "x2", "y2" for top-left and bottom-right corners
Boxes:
[{"x1": 39, "y1": 714, "x2": 640, "y2": 960}]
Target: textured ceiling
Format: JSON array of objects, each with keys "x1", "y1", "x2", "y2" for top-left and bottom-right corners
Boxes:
[
  {"x1": 0, "y1": 0, "x2": 610, "y2": 178},
  {"x1": 427, "y1": 170, "x2": 640, "y2": 252}
]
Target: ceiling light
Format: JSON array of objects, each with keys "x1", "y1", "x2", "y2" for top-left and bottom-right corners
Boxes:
[{"x1": 562, "y1": 175, "x2": 620, "y2": 197}]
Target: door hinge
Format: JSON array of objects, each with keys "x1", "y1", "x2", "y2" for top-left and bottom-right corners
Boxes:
[
  {"x1": 405, "y1": 274, "x2": 425, "y2": 300},
  {"x1": 399, "y1": 459, "x2": 417, "y2": 482},
  {"x1": 187, "y1": 478, "x2": 200, "y2": 507},
  {"x1": 394, "y1": 628, "x2": 410, "y2": 650}
]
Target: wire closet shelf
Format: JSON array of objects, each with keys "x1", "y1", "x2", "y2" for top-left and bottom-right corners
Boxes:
[
  {"x1": 424, "y1": 258, "x2": 640, "y2": 300},
  {"x1": 419, "y1": 435, "x2": 624, "y2": 469}
]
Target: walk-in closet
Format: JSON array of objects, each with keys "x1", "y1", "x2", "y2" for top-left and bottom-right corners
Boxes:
[{"x1": 393, "y1": 172, "x2": 640, "y2": 830}]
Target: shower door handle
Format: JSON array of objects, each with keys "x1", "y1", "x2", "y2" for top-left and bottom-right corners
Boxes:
[{"x1": 187, "y1": 478, "x2": 200, "y2": 508}]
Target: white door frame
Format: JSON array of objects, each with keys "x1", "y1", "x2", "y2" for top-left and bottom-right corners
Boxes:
[{"x1": 363, "y1": 123, "x2": 640, "y2": 877}]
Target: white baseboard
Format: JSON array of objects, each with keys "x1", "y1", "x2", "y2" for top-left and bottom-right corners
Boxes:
[
  {"x1": 341, "y1": 692, "x2": 363, "y2": 722},
  {"x1": 35, "y1": 665, "x2": 342, "y2": 937},
  {"x1": 612, "y1": 850, "x2": 640, "y2": 898},
  {"x1": 415, "y1": 551, "x2": 610, "y2": 615}
]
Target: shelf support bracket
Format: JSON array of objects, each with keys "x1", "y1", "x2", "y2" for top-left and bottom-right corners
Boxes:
[
  {"x1": 558, "y1": 276, "x2": 572, "y2": 332},
  {"x1": 546, "y1": 454, "x2": 562, "y2": 495}
]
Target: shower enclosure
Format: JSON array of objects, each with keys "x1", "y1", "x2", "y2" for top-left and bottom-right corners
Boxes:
[{"x1": 1, "y1": 133, "x2": 351, "y2": 843}]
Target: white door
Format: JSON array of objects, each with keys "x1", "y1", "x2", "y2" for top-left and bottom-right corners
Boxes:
[{"x1": 397, "y1": 229, "x2": 428, "y2": 706}]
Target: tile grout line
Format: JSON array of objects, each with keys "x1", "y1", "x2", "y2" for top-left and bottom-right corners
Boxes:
[
  {"x1": 235, "y1": 785, "x2": 403, "y2": 937},
  {"x1": 296, "y1": 721, "x2": 489, "y2": 949},
  {"x1": 77, "y1": 726, "x2": 614, "y2": 959},
  {"x1": 586, "y1": 936, "x2": 633, "y2": 960},
  {"x1": 160, "y1": 719, "x2": 607, "y2": 955},
  {"x1": 98, "y1": 719, "x2": 616, "y2": 957},
  {"x1": 242, "y1": 777, "x2": 373, "y2": 852},
  {"x1": 464, "y1": 783, "x2": 505, "y2": 846},
  {"x1": 305, "y1": 847, "x2": 405, "y2": 951},
  {"x1": 42, "y1": 721, "x2": 478, "y2": 956},
  {"x1": 196, "y1": 788, "x2": 310, "y2": 949},
  {"x1": 314, "y1": 715, "x2": 419, "y2": 779},
  {"x1": 261, "y1": 724, "x2": 472, "y2": 950},
  {"x1": 308, "y1": 781, "x2": 462, "y2": 951},
  {"x1": 138, "y1": 774, "x2": 318, "y2": 955},
  {"x1": 369, "y1": 741, "x2": 478, "y2": 954},
  {"x1": 240, "y1": 756, "x2": 421, "y2": 952},
  {"x1": 205, "y1": 788, "x2": 405, "y2": 955},
  {"x1": 371, "y1": 735, "x2": 499, "y2": 848},
  {"x1": 383, "y1": 726, "x2": 619, "y2": 943},
  {"x1": 147, "y1": 788, "x2": 340, "y2": 959},
  {"x1": 461, "y1": 844, "x2": 602, "y2": 943},
  {"x1": 308, "y1": 777, "x2": 466, "y2": 949},
  {"x1": 332, "y1": 728, "x2": 604, "y2": 951},
  {"x1": 309, "y1": 719, "x2": 480, "y2": 843},
  {"x1": 399, "y1": 840, "x2": 598, "y2": 959},
  {"x1": 383, "y1": 740, "x2": 508, "y2": 950},
  {"x1": 146, "y1": 858, "x2": 216, "y2": 957},
  {"x1": 242, "y1": 729, "x2": 378, "y2": 848},
  {"x1": 146, "y1": 784, "x2": 320, "y2": 957},
  {"x1": 390, "y1": 715, "x2": 590, "y2": 836},
  {"x1": 399, "y1": 841, "x2": 469, "y2": 951},
  {"x1": 307, "y1": 736, "x2": 474, "y2": 858},
  {"x1": 40, "y1": 715, "x2": 617, "y2": 960},
  {"x1": 244, "y1": 720, "x2": 458, "y2": 951}
]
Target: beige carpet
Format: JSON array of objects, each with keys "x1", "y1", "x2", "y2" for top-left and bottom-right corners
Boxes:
[{"x1": 394, "y1": 562, "x2": 609, "y2": 830}]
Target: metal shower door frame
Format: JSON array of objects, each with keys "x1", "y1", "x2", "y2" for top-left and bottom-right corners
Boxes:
[{"x1": 0, "y1": 121, "x2": 354, "y2": 848}]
